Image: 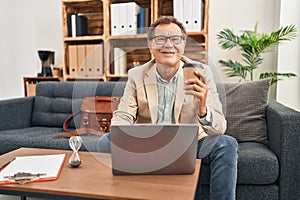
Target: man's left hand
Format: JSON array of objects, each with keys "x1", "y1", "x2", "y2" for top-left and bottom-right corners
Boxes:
[{"x1": 184, "y1": 70, "x2": 208, "y2": 117}]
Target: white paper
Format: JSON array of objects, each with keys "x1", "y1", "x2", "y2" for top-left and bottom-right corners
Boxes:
[{"x1": 0, "y1": 154, "x2": 66, "y2": 182}]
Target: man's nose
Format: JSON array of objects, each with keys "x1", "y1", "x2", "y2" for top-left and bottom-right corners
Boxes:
[{"x1": 164, "y1": 38, "x2": 174, "y2": 47}]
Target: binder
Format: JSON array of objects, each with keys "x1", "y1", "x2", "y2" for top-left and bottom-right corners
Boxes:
[
  {"x1": 69, "y1": 14, "x2": 88, "y2": 37},
  {"x1": 0, "y1": 154, "x2": 66, "y2": 185},
  {"x1": 119, "y1": 3, "x2": 128, "y2": 35},
  {"x1": 67, "y1": 13, "x2": 74, "y2": 37},
  {"x1": 137, "y1": 7, "x2": 145, "y2": 34},
  {"x1": 127, "y1": 2, "x2": 141, "y2": 35},
  {"x1": 144, "y1": 7, "x2": 151, "y2": 33},
  {"x1": 110, "y1": 3, "x2": 120, "y2": 36},
  {"x1": 173, "y1": 0, "x2": 183, "y2": 23},
  {"x1": 119, "y1": 48, "x2": 127, "y2": 75},
  {"x1": 68, "y1": 45, "x2": 78, "y2": 76},
  {"x1": 94, "y1": 43, "x2": 104, "y2": 76},
  {"x1": 86, "y1": 44, "x2": 95, "y2": 77},
  {"x1": 114, "y1": 48, "x2": 120, "y2": 74},
  {"x1": 77, "y1": 45, "x2": 86, "y2": 77},
  {"x1": 76, "y1": 15, "x2": 88, "y2": 36},
  {"x1": 191, "y1": 0, "x2": 202, "y2": 32},
  {"x1": 183, "y1": 0, "x2": 192, "y2": 32},
  {"x1": 71, "y1": 14, "x2": 77, "y2": 37},
  {"x1": 86, "y1": 43, "x2": 104, "y2": 77},
  {"x1": 114, "y1": 48, "x2": 127, "y2": 75}
]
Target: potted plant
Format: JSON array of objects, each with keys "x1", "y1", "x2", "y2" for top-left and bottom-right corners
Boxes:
[{"x1": 217, "y1": 23, "x2": 297, "y2": 85}]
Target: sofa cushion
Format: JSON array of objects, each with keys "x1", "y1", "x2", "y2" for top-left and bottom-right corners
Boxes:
[
  {"x1": 0, "y1": 127, "x2": 100, "y2": 155},
  {"x1": 200, "y1": 142, "x2": 279, "y2": 185},
  {"x1": 218, "y1": 79, "x2": 270, "y2": 145},
  {"x1": 31, "y1": 81, "x2": 126, "y2": 128},
  {"x1": 237, "y1": 142, "x2": 279, "y2": 184}
]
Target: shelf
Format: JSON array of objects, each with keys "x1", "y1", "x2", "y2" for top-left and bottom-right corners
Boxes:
[
  {"x1": 109, "y1": 33, "x2": 148, "y2": 40},
  {"x1": 61, "y1": 0, "x2": 209, "y2": 81},
  {"x1": 64, "y1": 35, "x2": 105, "y2": 42},
  {"x1": 62, "y1": 0, "x2": 97, "y2": 3}
]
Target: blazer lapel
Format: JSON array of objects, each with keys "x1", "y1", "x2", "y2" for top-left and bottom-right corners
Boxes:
[
  {"x1": 174, "y1": 65, "x2": 186, "y2": 123},
  {"x1": 144, "y1": 62, "x2": 158, "y2": 123}
]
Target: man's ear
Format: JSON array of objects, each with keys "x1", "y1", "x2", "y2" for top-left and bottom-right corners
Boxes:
[
  {"x1": 183, "y1": 39, "x2": 187, "y2": 48},
  {"x1": 148, "y1": 41, "x2": 153, "y2": 53}
]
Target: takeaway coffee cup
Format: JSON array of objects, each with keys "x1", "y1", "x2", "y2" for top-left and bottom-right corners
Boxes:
[{"x1": 182, "y1": 63, "x2": 204, "y2": 80}]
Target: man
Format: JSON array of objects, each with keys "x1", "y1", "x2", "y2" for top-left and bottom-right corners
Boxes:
[{"x1": 98, "y1": 16, "x2": 238, "y2": 200}]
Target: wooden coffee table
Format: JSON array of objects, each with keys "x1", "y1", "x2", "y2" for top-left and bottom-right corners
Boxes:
[{"x1": 0, "y1": 148, "x2": 201, "y2": 200}]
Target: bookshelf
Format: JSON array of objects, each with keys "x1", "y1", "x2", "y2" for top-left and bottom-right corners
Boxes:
[{"x1": 61, "y1": 0, "x2": 209, "y2": 81}]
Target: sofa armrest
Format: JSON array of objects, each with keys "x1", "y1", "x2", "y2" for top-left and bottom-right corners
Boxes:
[
  {"x1": 266, "y1": 99, "x2": 300, "y2": 200},
  {"x1": 0, "y1": 97, "x2": 34, "y2": 131}
]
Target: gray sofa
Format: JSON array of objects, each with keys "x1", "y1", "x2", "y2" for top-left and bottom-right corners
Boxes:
[{"x1": 0, "y1": 81, "x2": 299, "y2": 200}]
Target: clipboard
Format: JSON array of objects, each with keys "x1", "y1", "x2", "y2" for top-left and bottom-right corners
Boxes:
[{"x1": 0, "y1": 154, "x2": 66, "y2": 185}]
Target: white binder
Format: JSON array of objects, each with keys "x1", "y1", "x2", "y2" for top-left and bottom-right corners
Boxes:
[
  {"x1": 110, "y1": 3, "x2": 120, "y2": 36},
  {"x1": 119, "y1": 48, "x2": 127, "y2": 75},
  {"x1": 114, "y1": 48, "x2": 127, "y2": 75},
  {"x1": 71, "y1": 14, "x2": 77, "y2": 37},
  {"x1": 119, "y1": 3, "x2": 128, "y2": 35},
  {"x1": 183, "y1": 0, "x2": 192, "y2": 32},
  {"x1": 114, "y1": 48, "x2": 120, "y2": 75},
  {"x1": 127, "y1": 2, "x2": 140, "y2": 35},
  {"x1": 191, "y1": 0, "x2": 203, "y2": 32},
  {"x1": 173, "y1": 0, "x2": 183, "y2": 23}
]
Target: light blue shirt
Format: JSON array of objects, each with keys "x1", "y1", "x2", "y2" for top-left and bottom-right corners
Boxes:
[
  {"x1": 155, "y1": 64, "x2": 212, "y2": 126},
  {"x1": 155, "y1": 69, "x2": 179, "y2": 124}
]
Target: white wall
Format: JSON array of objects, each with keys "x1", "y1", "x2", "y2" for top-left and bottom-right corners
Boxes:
[
  {"x1": 208, "y1": 0, "x2": 300, "y2": 111},
  {"x1": 0, "y1": 0, "x2": 62, "y2": 99},
  {"x1": 208, "y1": 0, "x2": 280, "y2": 82},
  {"x1": 277, "y1": 0, "x2": 300, "y2": 111}
]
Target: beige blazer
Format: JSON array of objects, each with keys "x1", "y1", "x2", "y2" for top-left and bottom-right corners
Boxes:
[{"x1": 111, "y1": 56, "x2": 227, "y2": 140}]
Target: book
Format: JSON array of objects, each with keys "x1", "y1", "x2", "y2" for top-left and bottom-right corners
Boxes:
[
  {"x1": 137, "y1": 7, "x2": 145, "y2": 34},
  {"x1": 68, "y1": 14, "x2": 88, "y2": 37},
  {"x1": 0, "y1": 154, "x2": 66, "y2": 185},
  {"x1": 113, "y1": 48, "x2": 127, "y2": 75},
  {"x1": 144, "y1": 7, "x2": 151, "y2": 33}
]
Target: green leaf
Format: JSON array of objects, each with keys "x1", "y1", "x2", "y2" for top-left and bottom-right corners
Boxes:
[
  {"x1": 217, "y1": 23, "x2": 297, "y2": 83},
  {"x1": 219, "y1": 60, "x2": 248, "y2": 79},
  {"x1": 259, "y1": 72, "x2": 297, "y2": 85},
  {"x1": 217, "y1": 29, "x2": 240, "y2": 49}
]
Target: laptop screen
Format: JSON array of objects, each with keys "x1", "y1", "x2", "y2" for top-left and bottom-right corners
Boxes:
[{"x1": 110, "y1": 124, "x2": 198, "y2": 175}]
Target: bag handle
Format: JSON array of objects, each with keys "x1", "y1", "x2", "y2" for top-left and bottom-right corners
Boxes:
[
  {"x1": 95, "y1": 96, "x2": 120, "y2": 102},
  {"x1": 63, "y1": 110, "x2": 81, "y2": 132},
  {"x1": 55, "y1": 109, "x2": 105, "y2": 139},
  {"x1": 53, "y1": 127, "x2": 103, "y2": 139}
]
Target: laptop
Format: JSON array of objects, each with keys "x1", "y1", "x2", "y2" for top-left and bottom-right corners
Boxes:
[{"x1": 110, "y1": 124, "x2": 198, "y2": 175}]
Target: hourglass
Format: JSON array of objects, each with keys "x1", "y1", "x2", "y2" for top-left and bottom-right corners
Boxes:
[{"x1": 69, "y1": 136, "x2": 83, "y2": 168}]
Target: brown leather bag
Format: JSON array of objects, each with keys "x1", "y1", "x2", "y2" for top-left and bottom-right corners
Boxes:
[{"x1": 54, "y1": 96, "x2": 120, "y2": 139}]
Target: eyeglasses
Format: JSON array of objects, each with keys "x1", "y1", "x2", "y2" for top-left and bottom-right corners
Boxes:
[{"x1": 152, "y1": 35, "x2": 185, "y2": 45}]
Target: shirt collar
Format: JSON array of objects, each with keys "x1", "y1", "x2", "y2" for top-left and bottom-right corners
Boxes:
[{"x1": 155, "y1": 61, "x2": 184, "y2": 84}]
